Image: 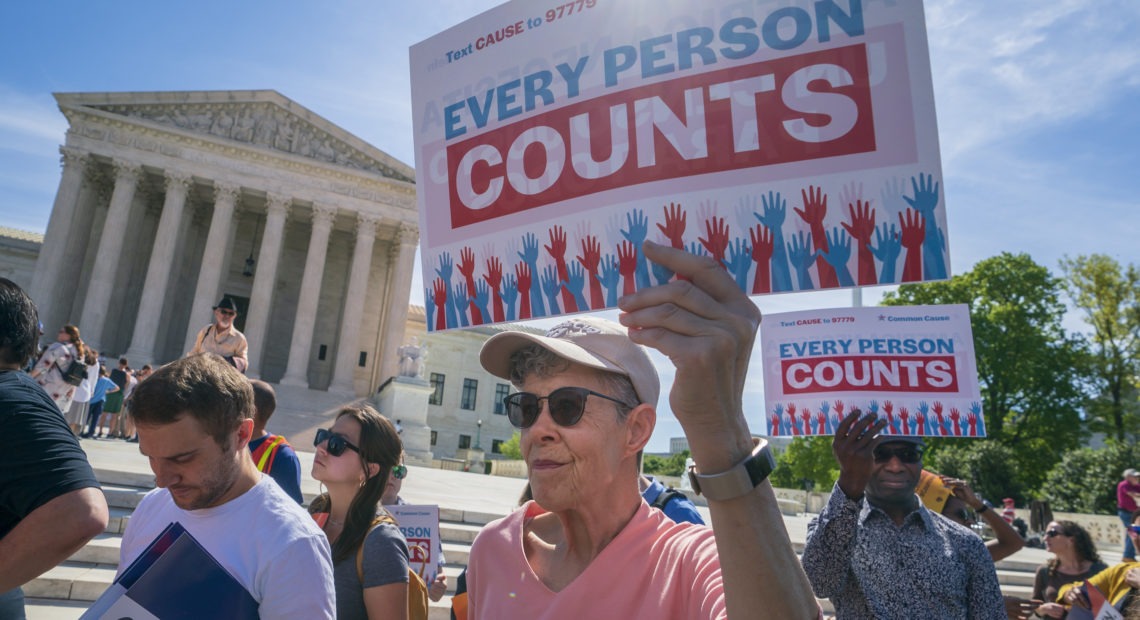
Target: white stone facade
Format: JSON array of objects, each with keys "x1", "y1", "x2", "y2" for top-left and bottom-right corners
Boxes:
[{"x1": 28, "y1": 90, "x2": 418, "y2": 395}]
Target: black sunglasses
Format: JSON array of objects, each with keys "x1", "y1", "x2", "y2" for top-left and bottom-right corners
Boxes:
[
  {"x1": 872, "y1": 445, "x2": 923, "y2": 464},
  {"x1": 314, "y1": 428, "x2": 360, "y2": 457},
  {"x1": 504, "y1": 386, "x2": 635, "y2": 429},
  {"x1": 1045, "y1": 528, "x2": 1067, "y2": 538},
  {"x1": 392, "y1": 464, "x2": 408, "y2": 480}
]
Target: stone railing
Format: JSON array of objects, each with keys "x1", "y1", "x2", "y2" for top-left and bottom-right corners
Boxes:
[
  {"x1": 434, "y1": 457, "x2": 466, "y2": 472},
  {"x1": 488, "y1": 459, "x2": 528, "y2": 479}
]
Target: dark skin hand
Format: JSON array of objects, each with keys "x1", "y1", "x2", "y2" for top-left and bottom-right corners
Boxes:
[{"x1": 832, "y1": 409, "x2": 888, "y2": 500}]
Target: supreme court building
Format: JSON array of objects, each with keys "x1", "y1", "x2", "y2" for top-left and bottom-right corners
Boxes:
[{"x1": 28, "y1": 90, "x2": 419, "y2": 396}]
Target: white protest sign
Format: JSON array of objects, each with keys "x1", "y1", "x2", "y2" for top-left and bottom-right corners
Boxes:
[
  {"x1": 759, "y1": 304, "x2": 983, "y2": 437},
  {"x1": 386, "y1": 504, "x2": 442, "y2": 583},
  {"x1": 411, "y1": 0, "x2": 949, "y2": 330}
]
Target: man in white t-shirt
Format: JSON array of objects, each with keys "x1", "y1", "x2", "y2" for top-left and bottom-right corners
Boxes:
[{"x1": 120, "y1": 353, "x2": 334, "y2": 618}]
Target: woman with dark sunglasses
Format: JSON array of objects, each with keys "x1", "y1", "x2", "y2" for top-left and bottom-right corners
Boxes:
[
  {"x1": 309, "y1": 405, "x2": 410, "y2": 620},
  {"x1": 1032, "y1": 521, "x2": 1105, "y2": 618}
]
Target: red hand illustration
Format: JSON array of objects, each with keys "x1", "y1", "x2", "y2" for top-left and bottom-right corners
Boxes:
[
  {"x1": 915, "y1": 410, "x2": 926, "y2": 435},
  {"x1": 899, "y1": 209, "x2": 925, "y2": 282},
  {"x1": 933, "y1": 401, "x2": 945, "y2": 433},
  {"x1": 950, "y1": 408, "x2": 962, "y2": 436},
  {"x1": 885, "y1": 408, "x2": 895, "y2": 435},
  {"x1": 795, "y1": 186, "x2": 837, "y2": 287},
  {"x1": 770, "y1": 413, "x2": 781, "y2": 435},
  {"x1": 787, "y1": 404, "x2": 800, "y2": 436},
  {"x1": 545, "y1": 226, "x2": 574, "y2": 310},
  {"x1": 458, "y1": 246, "x2": 479, "y2": 321},
  {"x1": 432, "y1": 277, "x2": 447, "y2": 330},
  {"x1": 882, "y1": 401, "x2": 893, "y2": 416},
  {"x1": 750, "y1": 224, "x2": 773, "y2": 294},
  {"x1": 834, "y1": 400, "x2": 845, "y2": 421},
  {"x1": 515, "y1": 262, "x2": 532, "y2": 320},
  {"x1": 967, "y1": 411, "x2": 978, "y2": 437},
  {"x1": 617, "y1": 241, "x2": 637, "y2": 296},
  {"x1": 698, "y1": 216, "x2": 730, "y2": 265},
  {"x1": 800, "y1": 409, "x2": 813, "y2": 435},
  {"x1": 577, "y1": 235, "x2": 604, "y2": 309},
  {"x1": 816, "y1": 410, "x2": 827, "y2": 435},
  {"x1": 898, "y1": 407, "x2": 910, "y2": 436},
  {"x1": 484, "y1": 257, "x2": 505, "y2": 323},
  {"x1": 841, "y1": 199, "x2": 877, "y2": 286},
  {"x1": 657, "y1": 202, "x2": 687, "y2": 249}
]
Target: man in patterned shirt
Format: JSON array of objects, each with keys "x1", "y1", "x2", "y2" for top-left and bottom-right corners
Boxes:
[{"x1": 801, "y1": 412, "x2": 1005, "y2": 619}]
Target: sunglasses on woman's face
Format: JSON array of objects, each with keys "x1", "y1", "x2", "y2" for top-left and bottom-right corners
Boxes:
[
  {"x1": 392, "y1": 464, "x2": 408, "y2": 480},
  {"x1": 1045, "y1": 528, "x2": 1067, "y2": 538},
  {"x1": 504, "y1": 386, "x2": 635, "y2": 429},
  {"x1": 314, "y1": 428, "x2": 360, "y2": 457}
]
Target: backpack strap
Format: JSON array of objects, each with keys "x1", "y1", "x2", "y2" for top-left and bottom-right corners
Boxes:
[
  {"x1": 651, "y1": 486, "x2": 685, "y2": 512},
  {"x1": 251, "y1": 434, "x2": 288, "y2": 473}
]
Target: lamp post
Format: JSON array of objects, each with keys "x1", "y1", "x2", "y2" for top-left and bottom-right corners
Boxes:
[{"x1": 475, "y1": 419, "x2": 483, "y2": 450}]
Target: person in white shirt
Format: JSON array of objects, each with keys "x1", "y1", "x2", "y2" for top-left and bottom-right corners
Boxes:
[{"x1": 120, "y1": 353, "x2": 335, "y2": 618}]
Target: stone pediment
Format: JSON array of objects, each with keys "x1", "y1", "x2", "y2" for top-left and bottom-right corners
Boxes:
[{"x1": 54, "y1": 90, "x2": 414, "y2": 184}]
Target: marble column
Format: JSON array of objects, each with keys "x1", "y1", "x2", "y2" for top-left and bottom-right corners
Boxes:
[
  {"x1": 125, "y1": 171, "x2": 192, "y2": 364},
  {"x1": 377, "y1": 224, "x2": 418, "y2": 382},
  {"x1": 279, "y1": 204, "x2": 337, "y2": 387},
  {"x1": 244, "y1": 194, "x2": 291, "y2": 378},
  {"x1": 29, "y1": 147, "x2": 89, "y2": 329},
  {"x1": 329, "y1": 213, "x2": 380, "y2": 394},
  {"x1": 182, "y1": 183, "x2": 240, "y2": 353},
  {"x1": 80, "y1": 159, "x2": 141, "y2": 350}
]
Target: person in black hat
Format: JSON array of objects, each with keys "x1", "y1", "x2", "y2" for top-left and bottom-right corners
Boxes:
[
  {"x1": 802, "y1": 414, "x2": 1005, "y2": 618},
  {"x1": 187, "y1": 296, "x2": 249, "y2": 373}
]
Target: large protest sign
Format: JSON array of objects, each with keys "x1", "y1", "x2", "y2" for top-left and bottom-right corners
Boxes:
[
  {"x1": 386, "y1": 504, "x2": 442, "y2": 583},
  {"x1": 759, "y1": 304, "x2": 983, "y2": 438},
  {"x1": 411, "y1": 0, "x2": 949, "y2": 330}
]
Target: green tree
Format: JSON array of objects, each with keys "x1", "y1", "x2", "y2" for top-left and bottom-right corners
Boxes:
[
  {"x1": 882, "y1": 252, "x2": 1089, "y2": 490},
  {"x1": 499, "y1": 432, "x2": 522, "y2": 459},
  {"x1": 1041, "y1": 441, "x2": 1140, "y2": 514},
  {"x1": 1059, "y1": 254, "x2": 1140, "y2": 441},
  {"x1": 643, "y1": 450, "x2": 690, "y2": 477},
  {"x1": 769, "y1": 437, "x2": 838, "y2": 491},
  {"x1": 927, "y1": 440, "x2": 1029, "y2": 505}
]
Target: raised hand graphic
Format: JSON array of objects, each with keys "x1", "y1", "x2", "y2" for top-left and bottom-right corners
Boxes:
[
  {"x1": 518, "y1": 233, "x2": 545, "y2": 317},
  {"x1": 540, "y1": 265, "x2": 562, "y2": 315},
  {"x1": 966, "y1": 410, "x2": 978, "y2": 437},
  {"x1": 451, "y1": 283, "x2": 470, "y2": 327},
  {"x1": 750, "y1": 224, "x2": 773, "y2": 293},
  {"x1": 795, "y1": 186, "x2": 838, "y2": 288},
  {"x1": 597, "y1": 255, "x2": 620, "y2": 306},
  {"x1": 501, "y1": 273, "x2": 519, "y2": 321},
  {"x1": 869, "y1": 222, "x2": 902, "y2": 284},
  {"x1": 917, "y1": 401, "x2": 932, "y2": 436},
  {"x1": 724, "y1": 237, "x2": 752, "y2": 290},
  {"x1": 657, "y1": 202, "x2": 687, "y2": 249},
  {"x1": 898, "y1": 209, "x2": 925, "y2": 282},
  {"x1": 484, "y1": 257, "x2": 505, "y2": 322},
  {"x1": 621, "y1": 209, "x2": 651, "y2": 289},
  {"x1": 884, "y1": 405, "x2": 896, "y2": 435},
  {"x1": 932, "y1": 401, "x2": 946, "y2": 436},
  {"x1": 949, "y1": 408, "x2": 962, "y2": 436},
  {"x1": 565, "y1": 262, "x2": 589, "y2": 312},
  {"x1": 800, "y1": 408, "x2": 813, "y2": 436},
  {"x1": 424, "y1": 287, "x2": 435, "y2": 330},
  {"x1": 834, "y1": 400, "x2": 846, "y2": 422},
  {"x1": 787, "y1": 230, "x2": 818, "y2": 291},
  {"x1": 787, "y1": 403, "x2": 800, "y2": 436},
  {"x1": 651, "y1": 257, "x2": 674, "y2": 286},
  {"x1": 969, "y1": 401, "x2": 985, "y2": 436},
  {"x1": 816, "y1": 410, "x2": 827, "y2": 435},
  {"x1": 514, "y1": 262, "x2": 532, "y2": 319},
  {"x1": 699, "y1": 215, "x2": 730, "y2": 265},
  {"x1": 576, "y1": 235, "x2": 605, "y2": 309},
  {"x1": 771, "y1": 411, "x2": 783, "y2": 436},
  {"x1": 841, "y1": 199, "x2": 877, "y2": 285},
  {"x1": 915, "y1": 408, "x2": 926, "y2": 435},
  {"x1": 820, "y1": 227, "x2": 855, "y2": 287},
  {"x1": 755, "y1": 192, "x2": 793, "y2": 291},
  {"x1": 435, "y1": 252, "x2": 454, "y2": 286},
  {"x1": 471, "y1": 280, "x2": 491, "y2": 325},
  {"x1": 432, "y1": 277, "x2": 450, "y2": 331},
  {"x1": 898, "y1": 407, "x2": 910, "y2": 436},
  {"x1": 902, "y1": 173, "x2": 947, "y2": 280},
  {"x1": 617, "y1": 240, "x2": 638, "y2": 296},
  {"x1": 545, "y1": 225, "x2": 575, "y2": 311}
]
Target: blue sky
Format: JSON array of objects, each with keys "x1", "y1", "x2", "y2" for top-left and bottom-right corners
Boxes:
[{"x1": 2, "y1": 1, "x2": 1137, "y2": 450}]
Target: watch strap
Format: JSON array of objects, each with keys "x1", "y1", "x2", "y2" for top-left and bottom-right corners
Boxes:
[{"x1": 687, "y1": 438, "x2": 775, "y2": 501}]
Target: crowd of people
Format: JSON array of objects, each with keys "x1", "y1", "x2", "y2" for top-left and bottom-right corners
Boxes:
[{"x1": 3, "y1": 237, "x2": 1140, "y2": 620}]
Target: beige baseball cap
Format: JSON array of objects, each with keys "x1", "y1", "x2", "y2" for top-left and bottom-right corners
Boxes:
[{"x1": 479, "y1": 316, "x2": 660, "y2": 408}]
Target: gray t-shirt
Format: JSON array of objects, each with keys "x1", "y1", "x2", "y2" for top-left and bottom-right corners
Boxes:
[{"x1": 333, "y1": 521, "x2": 410, "y2": 620}]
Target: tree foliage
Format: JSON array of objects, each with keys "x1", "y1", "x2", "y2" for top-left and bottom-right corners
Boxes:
[
  {"x1": 769, "y1": 437, "x2": 838, "y2": 492},
  {"x1": 1040, "y1": 441, "x2": 1140, "y2": 514},
  {"x1": 499, "y1": 432, "x2": 522, "y2": 460},
  {"x1": 643, "y1": 450, "x2": 690, "y2": 477},
  {"x1": 882, "y1": 252, "x2": 1089, "y2": 491},
  {"x1": 926, "y1": 440, "x2": 1030, "y2": 506},
  {"x1": 1059, "y1": 254, "x2": 1140, "y2": 442}
]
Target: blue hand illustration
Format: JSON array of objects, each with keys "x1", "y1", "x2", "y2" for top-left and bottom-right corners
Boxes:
[
  {"x1": 903, "y1": 173, "x2": 947, "y2": 280},
  {"x1": 501, "y1": 274, "x2": 519, "y2": 321},
  {"x1": 773, "y1": 404, "x2": 785, "y2": 435},
  {"x1": 687, "y1": 241, "x2": 708, "y2": 258},
  {"x1": 435, "y1": 252, "x2": 453, "y2": 284},
  {"x1": 565, "y1": 262, "x2": 589, "y2": 312},
  {"x1": 868, "y1": 400, "x2": 880, "y2": 415},
  {"x1": 424, "y1": 287, "x2": 435, "y2": 328},
  {"x1": 820, "y1": 227, "x2": 855, "y2": 286},
  {"x1": 723, "y1": 238, "x2": 752, "y2": 290},
  {"x1": 787, "y1": 231, "x2": 817, "y2": 291},
  {"x1": 970, "y1": 401, "x2": 985, "y2": 436},
  {"x1": 597, "y1": 255, "x2": 620, "y2": 306},
  {"x1": 540, "y1": 265, "x2": 562, "y2": 315},
  {"x1": 518, "y1": 233, "x2": 546, "y2": 317},
  {"x1": 472, "y1": 280, "x2": 491, "y2": 324},
  {"x1": 651, "y1": 258, "x2": 674, "y2": 285},
  {"x1": 819, "y1": 401, "x2": 832, "y2": 434},
  {"x1": 451, "y1": 283, "x2": 469, "y2": 327},
  {"x1": 917, "y1": 401, "x2": 935, "y2": 436},
  {"x1": 621, "y1": 209, "x2": 651, "y2": 289},
  {"x1": 869, "y1": 222, "x2": 902, "y2": 284},
  {"x1": 754, "y1": 192, "x2": 793, "y2": 292}
]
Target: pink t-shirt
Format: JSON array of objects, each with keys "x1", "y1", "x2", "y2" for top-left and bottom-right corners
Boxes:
[
  {"x1": 467, "y1": 500, "x2": 726, "y2": 619},
  {"x1": 1118, "y1": 479, "x2": 1140, "y2": 512}
]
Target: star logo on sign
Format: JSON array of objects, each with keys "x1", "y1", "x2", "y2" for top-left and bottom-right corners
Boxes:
[{"x1": 878, "y1": 314, "x2": 886, "y2": 321}]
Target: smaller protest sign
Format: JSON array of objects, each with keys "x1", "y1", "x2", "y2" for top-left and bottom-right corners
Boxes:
[
  {"x1": 385, "y1": 504, "x2": 442, "y2": 583},
  {"x1": 759, "y1": 304, "x2": 982, "y2": 437}
]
